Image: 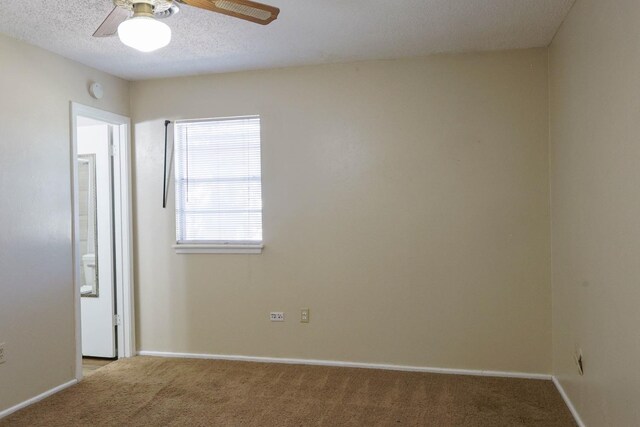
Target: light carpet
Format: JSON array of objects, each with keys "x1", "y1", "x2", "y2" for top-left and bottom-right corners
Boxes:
[{"x1": 1, "y1": 356, "x2": 575, "y2": 426}]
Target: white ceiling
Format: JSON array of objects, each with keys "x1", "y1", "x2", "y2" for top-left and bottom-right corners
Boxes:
[{"x1": 0, "y1": 0, "x2": 575, "y2": 81}]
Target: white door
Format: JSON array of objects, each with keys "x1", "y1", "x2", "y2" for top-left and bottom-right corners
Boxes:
[{"x1": 78, "y1": 121, "x2": 117, "y2": 358}]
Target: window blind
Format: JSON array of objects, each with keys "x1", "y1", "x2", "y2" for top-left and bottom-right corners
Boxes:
[{"x1": 174, "y1": 116, "x2": 262, "y2": 245}]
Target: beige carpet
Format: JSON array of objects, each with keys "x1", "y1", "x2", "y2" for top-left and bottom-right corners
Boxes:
[
  {"x1": 82, "y1": 357, "x2": 115, "y2": 378},
  {"x1": 1, "y1": 356, "x2": 575, "y2": 426}
]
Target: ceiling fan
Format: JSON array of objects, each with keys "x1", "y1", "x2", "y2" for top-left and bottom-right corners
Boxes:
[{"x1": 93, "y1": 0, "x2": 280, "y2": 52}]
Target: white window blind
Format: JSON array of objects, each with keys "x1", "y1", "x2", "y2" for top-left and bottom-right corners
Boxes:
[{"x1": 174, "y1": 116, "x2": 262, "y2": 246}]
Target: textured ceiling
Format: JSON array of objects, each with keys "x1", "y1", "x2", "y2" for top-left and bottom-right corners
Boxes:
[{"x1": 0, "y1": 0, "x2": 575, "y2": 81}]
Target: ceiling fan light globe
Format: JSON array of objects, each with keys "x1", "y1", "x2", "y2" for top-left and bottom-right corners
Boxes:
[{"x1": 118, "y1": 16, "x2": 171, "y2": 53}]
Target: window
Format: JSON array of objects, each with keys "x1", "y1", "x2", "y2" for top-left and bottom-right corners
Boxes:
[{"x1": 173, "y1": 116, "x2": 263, "y2": 253}]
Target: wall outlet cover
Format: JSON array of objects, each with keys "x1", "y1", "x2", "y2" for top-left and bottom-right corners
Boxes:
[
  {"x1": 270, "y1": 312, "x2": 285, "y2": 322},
  {"x1": 0, "y1": 342, "x2": 5, "y2": 364},
  {"x1": 301, "y1": 308, "x2": 310, "y2": 323}
]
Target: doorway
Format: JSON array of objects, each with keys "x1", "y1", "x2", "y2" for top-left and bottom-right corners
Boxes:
[{"x1": 71, "y1": 103, "x2": 134, "y2": 380}]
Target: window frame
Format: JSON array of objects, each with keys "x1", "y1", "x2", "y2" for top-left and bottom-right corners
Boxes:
[{"x1": 172, "y1": 115, "x2": 264, "y2": 254}]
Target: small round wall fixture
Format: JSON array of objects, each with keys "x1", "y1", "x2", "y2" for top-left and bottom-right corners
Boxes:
[{"x1": 89, "y1": 82, "x2": 104, "y2": 100}]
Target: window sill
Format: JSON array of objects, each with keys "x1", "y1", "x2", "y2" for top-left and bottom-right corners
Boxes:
[{"x1": 173, "y1": 244, "x2": 264, "y2": 254}]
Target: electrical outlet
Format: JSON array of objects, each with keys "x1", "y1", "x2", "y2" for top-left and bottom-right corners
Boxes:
[
  {"x1": 301, "y1": 308, "x2": 310, "y2": 323},
  {"x1": 0, "y1": 343, "x2": 5, "y2": 364},
  {"x1": 270, "y1": 312, "x2": 285, "y2": 322}
]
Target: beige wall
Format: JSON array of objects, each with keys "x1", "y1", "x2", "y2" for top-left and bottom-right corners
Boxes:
[
  {"x1": 131, "y1": 49, "x2": 552, "y2": 373},
  {"x1": 549, "y1": 0, "x2": 640, "y2": 425},
  {"x1": 0, "y1": 34, "x2": 129, "y2": 413}
]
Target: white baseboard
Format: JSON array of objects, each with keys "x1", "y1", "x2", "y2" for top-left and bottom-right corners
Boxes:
[
  {"x1": 0, "y1": 379, "x2": 77, "y2": 420},
  {"x1": 138, "y1": 350, "x2": 552, "y2": 380},
  {"x1": 552, "y1": 376, "x2": 585, "y2": 427}
]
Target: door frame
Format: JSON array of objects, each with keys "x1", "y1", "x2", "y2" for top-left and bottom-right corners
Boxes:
[{"x1": 70, "y1": 102, "x2": 135, "y2": 380}]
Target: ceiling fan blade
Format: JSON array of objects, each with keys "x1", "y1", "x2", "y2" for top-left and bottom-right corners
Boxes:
[
  {"x1": 179, "y1": 0, "x2": 279, "y2": 25},
  {"x1": 93, "y1": 6, "x2": 131, "y2": 37}
]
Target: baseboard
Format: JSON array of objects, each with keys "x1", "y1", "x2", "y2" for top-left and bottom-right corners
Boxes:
[
  {"x1": 138, "y1": 350, "x2": 552, "y2": 380},
  {"x1": 0, "y1": 379, "x2": 77, "y2": 420},
  {"x1": 552, "y1": 376, "x2": 585, "y2": 427}
]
